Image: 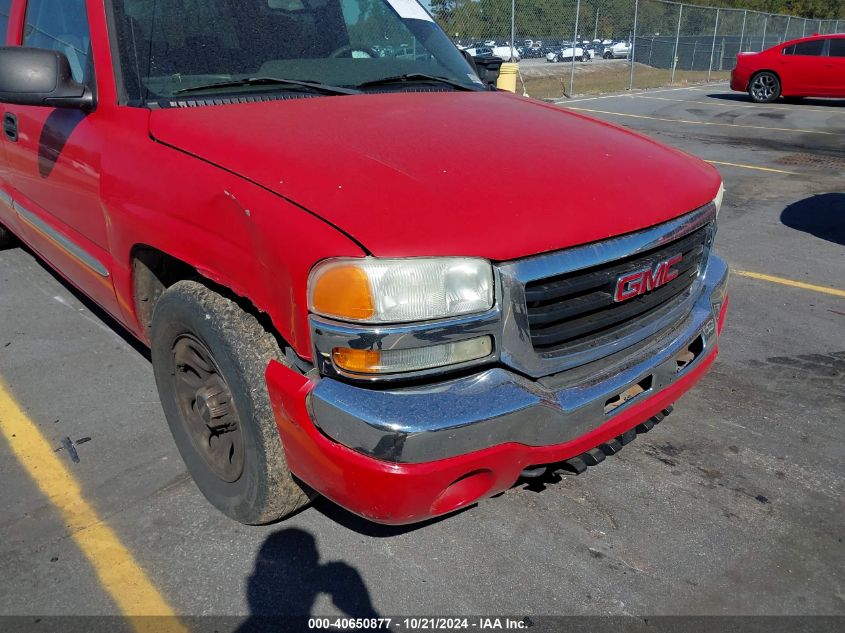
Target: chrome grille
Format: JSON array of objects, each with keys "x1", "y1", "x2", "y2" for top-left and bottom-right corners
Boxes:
[
  {"x1": 496, "y1": 203, "x2": 717, "y2": 379},
  {"x1": 525, "y1": 225, "x2": 709, "y2": 353}
]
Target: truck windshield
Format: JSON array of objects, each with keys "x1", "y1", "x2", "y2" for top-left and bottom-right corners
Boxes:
[{"x1": 109, "y1": 0, "x2": 482, "y2": 103}]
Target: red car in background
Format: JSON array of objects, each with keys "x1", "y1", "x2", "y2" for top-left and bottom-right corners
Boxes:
[{"x1": 731, "y1": 33, "x2": 845, "y2": 103}]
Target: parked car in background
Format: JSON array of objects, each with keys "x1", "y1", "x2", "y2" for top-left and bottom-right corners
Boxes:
[
  {"x1": 587, "y1": 42, "x2": 606, "y2": 58},
  {"x1": 372, "y1": 45, "x2": 394, "y2": 58},
  {"x1": 731, "y1": 33, "x2": 845, "y2": 102},
  {"x1": 603, "y1": 41, "x2": 631, "y2": 59},
  {"x1": 462, "y1": 46, "x2": 495, "y2": 58},
  {"x1": 490, "y1": 44, "x2": 520, "y2": 61},
  {"x1": 546, "y1": 46, "x2": 585, "y2": 63}
]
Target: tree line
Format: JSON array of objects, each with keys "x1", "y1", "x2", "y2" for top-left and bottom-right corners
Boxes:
[
  {"x1": 698, "y1": 1, "x2": 843, "y2": 18},
  {"x1": 429, "y1": 0, "x2": 843, "y2": 42}
]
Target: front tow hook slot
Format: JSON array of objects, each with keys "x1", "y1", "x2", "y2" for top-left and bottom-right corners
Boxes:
[
  {"x1": 604, "y1": 374, "x2": 653, "y2": 414},
  {"x1": 676, "y1": 335, "x2": 705, "y2": 374}
]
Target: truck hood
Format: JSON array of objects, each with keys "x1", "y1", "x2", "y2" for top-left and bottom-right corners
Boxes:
[{"x1": 149, "y1": 92, "x2": 721, "y2": 260}]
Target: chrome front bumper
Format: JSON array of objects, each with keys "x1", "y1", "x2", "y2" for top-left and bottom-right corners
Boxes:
[{"x1": 308, "y1": 254, "x2": 729, "y2": 464}]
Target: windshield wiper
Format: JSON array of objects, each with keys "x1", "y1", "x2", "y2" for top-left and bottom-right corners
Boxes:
[
  {"x1": 174, "y1": 77, "x2": 361, "y2": 97},
  {"x1": 356, "y1": 73, "x2": 481, "y2": 91}
]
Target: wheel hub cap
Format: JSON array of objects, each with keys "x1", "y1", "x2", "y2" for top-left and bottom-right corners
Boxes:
[
  {"x1": 195, "y1": 379, "x2": 232, "y2": 428},
  {"x1": 752, "y1": 75, "x2": 775, "y2": 100},
  {"x1": 172, "y1": 335, "x2": 244, "y2": 482}
]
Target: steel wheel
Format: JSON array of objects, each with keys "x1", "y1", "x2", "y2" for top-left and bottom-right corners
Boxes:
[
  {"x1": 152, "y1": 280, "x2": 312, "y2": 524},
  {"x1": 171, "y1": 334, "x2": 244, "y2": 483},
  {"x1": 749, "y1": 72, "x2": 780, "y2": 103}
]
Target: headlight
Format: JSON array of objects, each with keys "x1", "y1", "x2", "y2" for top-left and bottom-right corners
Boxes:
[
  {"x1": 713, "y1": 181, "x2": 725, "y2": 217},
  {"x1": 308, "y1": 257, "x2": 494, "y2": 323}
]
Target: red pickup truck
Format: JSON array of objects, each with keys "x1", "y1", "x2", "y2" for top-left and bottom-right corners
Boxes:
[{"x1": 0, "y1": 0, "x2": 728, "y2": 525}]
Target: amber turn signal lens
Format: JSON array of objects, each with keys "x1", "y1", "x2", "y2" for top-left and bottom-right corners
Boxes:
[
  {"x1": 310, "y1": 264, "x2": 375, "y2": 321},
  {"x1": 332, "y1": 348, "x2": 382, "y2": 374}
]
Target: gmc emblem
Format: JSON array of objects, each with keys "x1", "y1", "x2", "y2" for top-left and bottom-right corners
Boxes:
[{"x1": 613, "y1": 254, "x2": 683, "y2": 302}]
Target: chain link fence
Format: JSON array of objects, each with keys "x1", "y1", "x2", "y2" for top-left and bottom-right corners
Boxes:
[{"x1": 428, "y1": 0, "x2": 843, "y2": 99}]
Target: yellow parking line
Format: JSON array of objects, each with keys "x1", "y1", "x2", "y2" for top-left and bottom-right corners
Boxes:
[
  {"x1": 735, "y1": 270, "x2": 845, "y2": 298},
  {"x1": 705, "y1": 160, "x2": 799, "y2": 175},
  {"x1": 566, "y1": 106, "x2": 839, "y2": 135},
  {"x1": 0, "y1": 382, "x2": 185, "y2": 633}
]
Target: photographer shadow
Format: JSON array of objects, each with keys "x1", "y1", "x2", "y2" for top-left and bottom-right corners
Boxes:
[{"x1": 236, "y1": 528, "x2": 380, "y2": 633}]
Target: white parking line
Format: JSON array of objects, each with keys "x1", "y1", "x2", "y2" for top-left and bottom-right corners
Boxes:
[
  {"x1": 565, "y1": 106, "x2": 840, "y2": 135},
  {"x1": 632, "y1": 94, "x2": 845, "y2": 115},
  {"x1": 559, "y1": 83, "x2": 729, "y2": 104}
]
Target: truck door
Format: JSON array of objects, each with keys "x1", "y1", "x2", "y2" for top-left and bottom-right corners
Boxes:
[{"x1": 1, "y1": 0, "x2": 117, "y2": 312}]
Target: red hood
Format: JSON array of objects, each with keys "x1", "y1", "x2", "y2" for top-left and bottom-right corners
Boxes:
[{"x1": 149, "y1": 92, "x2": 721, "y2": 260}]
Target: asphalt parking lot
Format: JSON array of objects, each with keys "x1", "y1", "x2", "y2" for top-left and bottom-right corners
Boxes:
[{"x1": 1, "y1": 84, "x2": 843, "y2": 628}]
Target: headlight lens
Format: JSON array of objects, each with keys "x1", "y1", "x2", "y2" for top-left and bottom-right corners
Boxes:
[
  {"x1": 309, "y1": 258, "x2": 494, "y2": 323},
  {"x1": 713, "y1": 181, "x2": 725, "y2": 217}
]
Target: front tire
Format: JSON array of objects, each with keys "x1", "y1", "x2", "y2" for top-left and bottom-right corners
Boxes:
[
  {"x1": 151, "y1": 280, "x2": 312, "y2": 524},
  {"x1": 748, "y1": 71, "x2": 781, "y2": 103}
]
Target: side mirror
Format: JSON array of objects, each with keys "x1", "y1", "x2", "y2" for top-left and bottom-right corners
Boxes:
[
  {"x1": 471, "y1": 56, "x2": 503, "y2": 88},
  {"x1": 460, "y1": 49, "x2": 501, "y2": 88},
  {"x1": 0, "y1": 47, "x2": 94, "y2": 112}
]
